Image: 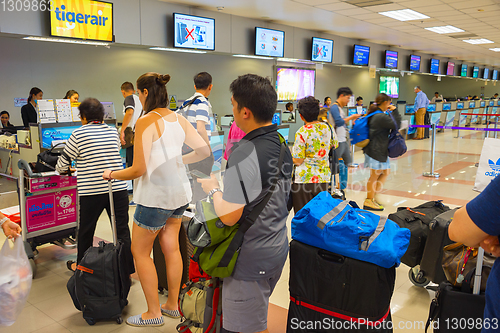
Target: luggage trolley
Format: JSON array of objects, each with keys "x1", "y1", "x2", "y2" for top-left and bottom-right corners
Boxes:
[{"x1": 17, "y1": 159, "x2": 78, "y2": 277}]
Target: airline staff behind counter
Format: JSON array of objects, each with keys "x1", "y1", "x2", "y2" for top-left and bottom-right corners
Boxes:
[{"x1": 21, "y1": 87, "x2": 43, "y2": 128}]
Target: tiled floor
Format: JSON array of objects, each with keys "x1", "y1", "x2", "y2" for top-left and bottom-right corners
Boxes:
[{"x1": 0, "y1": 128, "x2": 488, "y2": 332}]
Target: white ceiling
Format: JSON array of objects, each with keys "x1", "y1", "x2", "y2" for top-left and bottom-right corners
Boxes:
[{"x1": 160, "y1": 0, "x2": 500, "y2": 66}]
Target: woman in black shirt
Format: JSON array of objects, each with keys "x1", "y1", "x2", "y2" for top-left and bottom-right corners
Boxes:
[
  {"x1": 21, "y1": 87, "x2": 43, "y2": 127},
  {"x1": 362, "y1": 93, "x2": 401, "y2": 211}
]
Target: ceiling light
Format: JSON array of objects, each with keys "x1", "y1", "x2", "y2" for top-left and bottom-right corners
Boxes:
[
  {"x1": 232, "y1": 54, "x2": 273, "y2": 60},
  {"x1": 23, "y1": 36, "x2": 109, "y2": 46},
  {"x1": 490, "y1": 48, "x2": 500, "y2": 52},
  {"x1": 463, "y1": 38, "x2": 494, "y2": 44},
  {"x1": 150, "y1": 47, "x2": 206, "y2": 54},
  {"x1": 425, "y1": 25, "x2": 464, "y2": 34},
  {"x1": 379, "y1": 9, "x2": 429, "y2": 21}
]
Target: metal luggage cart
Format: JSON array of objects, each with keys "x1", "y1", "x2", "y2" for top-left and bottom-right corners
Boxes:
[{"x1": 17, "y1": 159, "x2": 78, "y2": 277}]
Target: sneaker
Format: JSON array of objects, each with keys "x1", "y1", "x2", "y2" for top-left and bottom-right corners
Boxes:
[
  {"x1": 126, "y1": 314, "x2": 164, "y2": 327},
  {"x1": 373, "y1": 198, "x2": 384, "y2": 209},
  {"x1": 363, "y1": 199, "x2": 384, "y2": 211}
]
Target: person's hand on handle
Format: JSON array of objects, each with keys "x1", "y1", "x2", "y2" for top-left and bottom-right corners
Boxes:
[
  {"x1": 481, "y1": 235, "x2": 500, "y2": 257},
  {"x1": 102, "y1": 169, "x2": 113, "y2": 180}
]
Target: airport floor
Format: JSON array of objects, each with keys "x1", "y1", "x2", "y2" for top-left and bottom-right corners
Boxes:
[{"x1": 0, "y1": 127, "x2": 490, "y2": 333}]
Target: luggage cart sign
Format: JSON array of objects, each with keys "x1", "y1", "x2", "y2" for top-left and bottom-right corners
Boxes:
[{"x1": 25, "y1": 189, "x2": 77, "y2": 233}]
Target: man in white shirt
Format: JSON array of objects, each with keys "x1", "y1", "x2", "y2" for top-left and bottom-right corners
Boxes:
[
  {"x1": 120, "y1": 82, "x2": 143, "y2": 167},
  {"x1": 431, "y1": 92, "x2": 444, "y2": 103}
]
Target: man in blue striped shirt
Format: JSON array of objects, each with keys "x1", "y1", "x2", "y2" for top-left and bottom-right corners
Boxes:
[
  {"x1": 414, "y1": 86, "x2": 429, "y2": 140},
  {"x1": 185, "y1": 72, "x2": 214, "y2": 201}
]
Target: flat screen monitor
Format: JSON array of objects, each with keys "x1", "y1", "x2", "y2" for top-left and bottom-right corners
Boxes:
[
  {"x1": 406, "y1": 104, "x2": 415, "y2": 114},
  {"x1": 473, "y1": 66, "x2": 479, "y2": 78},
  {"x1": 272, "y1": 111, "x2": 281, "y2": 125},
  {"x1": 276, "y1": 67, "x2": 315, "y2": 101},
  {"x1": 50, "y1": 0, "x2": 113, "y2": 42},
  {"x1": 430, "y1": 58, "x2": 440, "y2": 74},
  {"x1": 410, "y1": 55, "x2": 421, "y2": 71},
  {"x1": 447, "y1": 62, "x2": 455, "y2": 76},
  {"x1": 493, "y1": 69, "x2": 498, "y2": 81},
  {"x1": 483, "y1": 68, "x2": 490, "y2": 79},
  {"x1": 385, "y1": 50, "x2": 398, "y2": 69},
  {"x1": 348, "y1": 108, "x2": 357, "y2": 117},
  {"x1": 461, "y1": 64, "x2": 468, "y2": 77},
  {"x1": 427, "y1": 104, "x2": 436, "y2": 112},
  {"x1": 457, "y1": 102, "x2": 464, "y2": 109},
  {"x1": 353, "y1": 44, "x2": 370, "y2": 66},
  {"x1": 480, "y1": 101, "x2": 486, "y2": 108},
  {"x1": 311, "y1": 37, "x2": 333, "y2": 63},
  {"x1": 489, "y1": 100, "x2": 495, "y2": 107},
  {"x1": 442, "y1": 103, "x2": 451, "y2": 111},
  {"x1": 469, "y1": 101, "x2": 476, "y2": 108},
  {"x1": 255, "y1": 27, "x2": 284, "y2": 57},
  {"x1": 379, "y1": 76, "x2": 399, "y2": 98},
  {"x1": 173, "y1": 13, "x2": 215, "y2": 51}
]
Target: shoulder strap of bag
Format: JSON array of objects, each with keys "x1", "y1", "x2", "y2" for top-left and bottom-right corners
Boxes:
[
  {"x1": 387, "y1": 110, "x2": 399, "y2": 132},
  {"x1": 217, "y1": 138, "x2": 287, "y2": 268}
]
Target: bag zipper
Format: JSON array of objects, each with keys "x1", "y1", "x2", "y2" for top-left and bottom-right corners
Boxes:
[{"x1": 329, "y1": 208, "x2": 349, "y2": 226}]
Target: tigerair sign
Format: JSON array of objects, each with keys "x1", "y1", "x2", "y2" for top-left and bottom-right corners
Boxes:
[{"x1": 50, "y1": 0, "x2": 113, "y2": 42}]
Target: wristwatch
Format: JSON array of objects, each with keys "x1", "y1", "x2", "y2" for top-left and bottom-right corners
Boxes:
[{"x1": 208, "y1": 188, "x2": 223, "y2": 197}]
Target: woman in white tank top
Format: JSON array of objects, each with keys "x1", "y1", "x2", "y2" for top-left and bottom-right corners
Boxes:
[{"x1": 103, "y1": 73, "x2": 210, "y2": 327}]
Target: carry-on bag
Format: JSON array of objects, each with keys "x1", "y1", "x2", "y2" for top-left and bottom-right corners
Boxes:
[
  {"x1": 388, "y1": 201, "x2": 450, "y2": 268},
  {"x1": 292, "y1": 192, "x2": 410, "y2": 268},
  {"x1": 287, "y1": 240, "x2": 395, "y2": 333},
  {"x1": 473, "y1": 138, "x2": 500, "y2": 192},
  {"x1": 67, "y1": 181, "x2": 133, "y2": 325},
  {"x1": 425, "y1": 247, "x2": 488, "y2": 333}
]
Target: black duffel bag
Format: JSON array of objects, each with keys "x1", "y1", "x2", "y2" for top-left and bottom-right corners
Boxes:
[{"x1": 36, "y1": 143, "x2": 65, "y2": 172}]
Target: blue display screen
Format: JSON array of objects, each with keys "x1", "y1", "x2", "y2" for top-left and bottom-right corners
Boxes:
[
  {"x1": 362, "y1": 107, "x2": 367, "y2": 114},
  {"x1": 469, "y1": 101, "x2": 476, "y2": 108},
  {"x1": 461, "y1": 64, "x2": 468, "y2": 77},
  {"x1": 406, "y1": 104, "x2": 415, "y2": 114},
  {"x1": 312, "y1": 37, "x2": 334, "y2": 63},
  {"x1": 385, "y1": 50, "x2": 398, "y2": 69},
  {"x1": 348, "y1": 108, "x2": 357, "y2": 117},
  {"x1": 410, "y1": 55, "x2": 420, "y2": 71},
  {"x1": 480, "y1": 101, "x2": 486, "y2": 108},
  {"x1": 353, "y1": 44, "x2": 370, "y2": 66},
  {"x1": 490, "y1": 101, "x2": 495, "y2": 107},
  {"x1": 473, "y1": 67, "x2": 479, "y2": 78},
  {"x1": 427, "y1": 104, "x2": 436, "y2": 112},
  {"x1": 430, "y1": 59, "x2": 440, "y2": 74},
  {"x1": 442, "y1": 103, "x2": 451, "y2": 111},
  {"x1": 493, "y1": 70, "x2": 498, "y2": 80},
  {"x1": 484, "y1": 68, "x2": 490, "y2": 79},
  {"x1": 457, "y1": 102, "x2": 464, "y2": 109},
  {"x1": 272, "y1": 112, "x2": 281, "y2": 125}
]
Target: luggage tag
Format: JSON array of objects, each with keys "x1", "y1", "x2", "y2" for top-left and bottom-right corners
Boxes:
[{"x1": 456, "y1": 247, "x2": 472, "y2": 284}]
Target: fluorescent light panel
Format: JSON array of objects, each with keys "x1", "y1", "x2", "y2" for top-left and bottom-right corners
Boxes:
[
  {"x1": 463, "y1": 38, "x2": 494, "y2": 44},
  {"x1": 232, "y1": 54, "x2": 273, "y2": 60},
  {"x1": 150, "y1": 47, "x2": 206, "y2": 54},
  {"x1": 24, "y1": 36, "x2": 109, "y2": 46},
  {"x1": 278, "y1": 57, "x2": 314, "y2": 64},
  {"x1": 425, "y1": 25, "x2": 464, "y2": 34},
  {"x1": 379, "y1": 9, "x2": 429, "y2": 21},
  {"x1": 490, "y1": 48, "x2": 500, "y2": 52}
]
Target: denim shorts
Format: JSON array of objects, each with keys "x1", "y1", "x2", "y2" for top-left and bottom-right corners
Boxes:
[
  {"x1": 133, "y1": 204, "x2": 189, "y2": 231},
  {"x1": 364, "y1": 154, "x2": 390, "y2": 170}
]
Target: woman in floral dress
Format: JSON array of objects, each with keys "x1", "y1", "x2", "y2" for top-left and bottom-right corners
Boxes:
[{"x1": 291, "y1": 96, "x2": 338, "y2": 213}]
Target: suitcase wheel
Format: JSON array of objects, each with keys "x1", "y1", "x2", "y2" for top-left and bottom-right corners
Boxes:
[
  {"x1": 116, "y1": 316, "x2": 123, "y2": 324},
  {"x1": 85, "y1": 318, "x2": 96, "y2": 325},
  {"x1": 408, "y1": 267, "x2": 430, "y2": 287}
]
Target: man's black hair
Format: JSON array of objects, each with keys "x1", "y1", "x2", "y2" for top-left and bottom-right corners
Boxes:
[
  {"x1": 230, "y1": 74, "x2": 277, "y2": 123},
  {"x1": 194, "y1": 72, "x2": 213, "y2": 90},
  {"x1": 79, "y1": 98, "x2": 104, "y2": 122},
  {"x1": 337, "y1": 87, "x2": 353, "y2": 98},
  {"x1": 298, "y1": 96, "x2": 320, "y2": 122}
]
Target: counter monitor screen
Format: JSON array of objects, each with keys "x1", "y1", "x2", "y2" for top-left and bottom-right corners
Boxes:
[
  {"x1": 353, "y1": 44, "x2": 370, "y2": 66},
  {"x1": 255, "y1": 27, "x2": 284, "y2": 57},
  {"x1": 348, "y1": 108, "x2": 357, "y2": 117},
  {"x1": 173, "y1": 13, "x2": 215, "y2": 51},
  {"x1": 461, "y1": 64, "x2": 468, "y2": 77},
  {"x1": 405, "y1": 104, "x2": 415, "y2": 114},
  {"x1": 480, "y1": 101, "x2": 486, "y2": 108},
  {"x1": 493, "y1": 69, "x2": 498, "y2": 81},
  {"x1": 469, "y1": 101, "x2": 476, "y2": 108},
  {"x1": 489, "y1": 101, "x2": 495, "y2": 107},
  {"x1": 311, "y1": 37, "x2": 334, "y2": 63},
  {"x1": 385, "y1": 50, "x2": 398, "y2": 69},
  {"x1": 410, "y1": 55, "x2": 421, "y2": 71},
  {"x1": 442, "y1": 103, "x2": 451, "y2": 111},
  {"x1": 446, "y1": 62, "x2": 455, "y2": 76},
  {"x1": 483, "y1": 68, "x2": 490, "y2": 80},
  {"x1": 430, "y1": 58, "x2": 440, "y2": 74},
  {"x1": 473, "y1": 66, "x2": 479, "y2": 78},
  {"x1": 272, "y1": 111, "x2": 281, "y2": 125},
  {"x1": 427, "y1": 104, "x2": 436, "y2": 112},
  {"x1": 50, "y1": 0, "x2": 113, "y2": 42},
  {"x1": 457, "y1": 102, "x2": 464, "y2": 109},
  {"x1": 276, "y1": 67, "x2": 315, "y2": 101},
  {"x1": 379, "y1": 76, "x2": 399, "y2": 98}
]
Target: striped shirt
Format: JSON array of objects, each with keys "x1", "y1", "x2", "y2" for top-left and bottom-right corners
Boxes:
[
  {"x1": 55, "y1": 123, "x2": 128, "y2": 196},
  {"x1": 184, "y1": 92, "x2": 213, "y2": 138}
]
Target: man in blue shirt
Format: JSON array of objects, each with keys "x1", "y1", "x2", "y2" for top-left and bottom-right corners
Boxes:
[
  {"x1": 413, "y1": 86, "x2": 429, "y2": 140},
  {"x1": 449, "y1": 176, "x2": 500, "y2": 333}
]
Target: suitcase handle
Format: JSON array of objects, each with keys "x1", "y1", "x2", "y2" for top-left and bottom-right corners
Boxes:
[{"x1": 318, "y1": 250, "x2": 345, "y2": 264}]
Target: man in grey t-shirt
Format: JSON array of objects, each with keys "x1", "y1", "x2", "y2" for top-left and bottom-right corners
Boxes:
[{"x1": 198, "y1": 74, "x2": 292, "y2": 333}]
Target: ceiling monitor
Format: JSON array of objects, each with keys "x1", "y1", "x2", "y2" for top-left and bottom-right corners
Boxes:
[
  {"x1": 493, "y1": 69, "x2": 498, "y2": 81},
  {"x1": 461, "y1": 64, "x2": 468, "y2": 77},
  {"x1": 410, "y1": 55, "x2": 421, "y2": 71},
  {"x1": 353, "y1": 44, "x2": 370, "y2": 66},
  {"x1": 173, "y1": 13, "x2": 215, "y2": 51},
  {"x1": 446, "y1": 62, "x2": 455, "y2": 76},
  {"x1": 311, "y1": 37, "x2": 334, "y2": 63},
  {"x1": 430, "y1": 58, "x2": 440, "y2": 74},
  {"x1": 255, "y1": 27, "x2": 285, "y2": 57},
  {"x1": 483, "y1": 68, "x2": 490, "y2": 80},
  {"x1": 385, "y1": 50, "x2": 398, "y2": 69},
  {"x1": 276, "y1": 67, "x2": 315, "y2": 101},
  {"x1": 472, "y1": 66, "x2": 479, "y2": 78}
]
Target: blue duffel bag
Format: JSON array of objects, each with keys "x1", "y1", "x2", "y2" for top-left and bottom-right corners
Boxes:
[{"x1": 292, "y1": 192, "x2": 411, "y2": 268}]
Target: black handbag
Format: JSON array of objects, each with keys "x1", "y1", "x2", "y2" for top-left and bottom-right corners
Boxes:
[{"x1": 36, "y1": 143, "x2": 65, "y2": 172}]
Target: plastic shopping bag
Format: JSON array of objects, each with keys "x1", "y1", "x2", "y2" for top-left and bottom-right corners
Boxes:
[
  {"x1": 473, "y1": 138, "x2": 500, "y2": 192},
  {"x1": 0, "y1": 238, "x2": 32, "y2": 326}
]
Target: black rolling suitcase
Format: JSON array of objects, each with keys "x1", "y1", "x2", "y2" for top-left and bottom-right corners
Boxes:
[
  {"x1": 67, "y1": 181, "x2": 134, "y2": 325},
  {"x1": 287, "y1": 240, "x2": 395, "y2": 333},
  {"x1": 388, "y1": 201, "x2": 450, "y2": 268}
]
